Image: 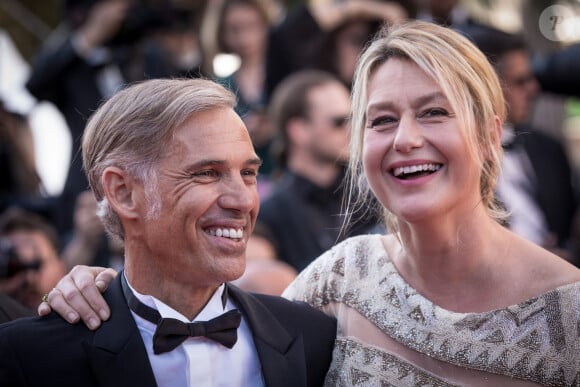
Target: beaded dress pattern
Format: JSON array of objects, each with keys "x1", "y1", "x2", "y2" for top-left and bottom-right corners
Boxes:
[{"x1": 284, "y1": 235, "x2": 580, "y2": 386}]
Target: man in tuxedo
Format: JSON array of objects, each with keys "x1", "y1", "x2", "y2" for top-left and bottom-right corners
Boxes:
[
  {"x1": 460, "y1": 25, "x2": 578, "y2": 262},
  {"x1": 0, "y1": 79, "x2": 336, "y2": 386}
]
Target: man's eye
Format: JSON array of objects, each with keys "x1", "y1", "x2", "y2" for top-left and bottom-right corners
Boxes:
[
  {"x1": 242, "y1": 169, "x2": 258, "y2": 177},
  {"x1": 192, "y1": 170, "x2": 218, "y2": 178}
]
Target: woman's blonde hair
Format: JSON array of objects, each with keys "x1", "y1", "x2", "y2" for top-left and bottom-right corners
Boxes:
[{"x1": 345, "y1": 20, "x2": 506, "y2": 233}]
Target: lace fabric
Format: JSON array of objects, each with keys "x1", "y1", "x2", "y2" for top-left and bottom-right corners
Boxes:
[{"x1": 284, "y1": 234, "x2": 580, "y2": 386}]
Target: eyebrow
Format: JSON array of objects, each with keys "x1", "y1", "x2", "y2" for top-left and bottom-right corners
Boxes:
[
  {"x1": 367, "y1": 91, "x2": 449, "y2": 115},
  {"x1": 188, "y1": 158, "x2": 263, "y2": 169}
]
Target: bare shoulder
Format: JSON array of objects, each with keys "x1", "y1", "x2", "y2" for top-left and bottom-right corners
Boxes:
[{"x1": 509, "y1": 234, "x2": 580, "y2": 291}]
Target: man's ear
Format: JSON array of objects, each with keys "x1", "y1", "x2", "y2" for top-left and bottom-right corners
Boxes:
[
  {"x1": 101, "y1": 167, "x2": 140, "y2": 220},
  {"x1": 286, "y1": 117, "x2": 310, "y2": 146}
]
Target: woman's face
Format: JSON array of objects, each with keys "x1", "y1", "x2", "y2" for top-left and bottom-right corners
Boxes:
[
  {"x1": 362, "y1": 59, "x2": 482, "y2": 225},
  {"x1": 222, "y1": 2, "x2": 268, "y2": 59}
]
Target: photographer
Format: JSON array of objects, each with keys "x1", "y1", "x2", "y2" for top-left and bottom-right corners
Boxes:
[{"x1": 0, "y1": 207, "x2": 65, "y2": 312}]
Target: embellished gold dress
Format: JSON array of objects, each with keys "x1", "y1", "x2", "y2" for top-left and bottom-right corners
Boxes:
[{"x1": 283, "y1": 235, "x2": 579, "y2": 386}]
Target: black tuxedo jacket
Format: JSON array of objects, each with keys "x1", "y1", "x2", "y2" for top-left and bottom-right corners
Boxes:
[
  {"x1": 0, "y1": 294, "x2": 34, "y2": 324},
  {"x1": 0, "y1": 275, "x2": 336, "y2": 386},
  {"x1": 515, "y1": 126, "x2": 577, "y2": 248}
]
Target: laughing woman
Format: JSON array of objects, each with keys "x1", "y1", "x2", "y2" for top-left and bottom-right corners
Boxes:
[{"x1": 283, "y1": 21, "x2": 579, "y2": 386}]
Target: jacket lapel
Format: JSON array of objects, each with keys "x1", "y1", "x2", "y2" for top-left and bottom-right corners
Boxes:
[
  {"x1": 83, "y1": 274, "x2": 158, "y2": 387},
  {"x1": 228, "y1": 285, "x2": 307, "y2": 387}
]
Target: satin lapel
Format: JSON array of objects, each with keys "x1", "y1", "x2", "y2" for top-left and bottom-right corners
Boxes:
[
  {"x1": 228, "y1": 285, "x2": 307, "y2": 387},
  {"x1": 83, "y1": 274, "x2": 157, "y2": 387}
]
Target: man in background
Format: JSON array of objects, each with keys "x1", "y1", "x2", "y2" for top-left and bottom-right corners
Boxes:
[{"x1": 255, "y1": 70, "x2": 382, "y2": 271}]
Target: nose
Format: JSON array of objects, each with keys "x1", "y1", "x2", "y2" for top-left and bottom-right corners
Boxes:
[
  {"x1": 218, "y1": 175, "x2": 258, "y2": 214},
  {"x1": 393, "y1": 113, "x2": 423, "y2": 153},
  {"x1": 526, "y1": 77, "x2": 540, "y2": 97}
]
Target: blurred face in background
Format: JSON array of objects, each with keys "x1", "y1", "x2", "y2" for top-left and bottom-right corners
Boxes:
[
  {"x1": 334, "y1": 21, "x2": 373, "y2": 86},
  {"x1": 1, "y1": 230, "x2": 65, "y2": 309},
  {"x1": 304, "y1": 81, "x2": 352, "y2": 164},
  {"x1": 222, "y1": 1, "x2": 268, "y2": 59},
  {"x1": 499, "y1": 50, "x2": 540, "y2": 126}
]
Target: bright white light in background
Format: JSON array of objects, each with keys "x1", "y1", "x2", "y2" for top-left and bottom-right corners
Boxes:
[
  {"x1": 0, "y1": 30, "x2": 70, "y2": 197},
  {"x1": 29, "y1": 103, "x2": 71, "y2": 196},
  {"x1": 213, "y1": 53, "x2": 241, "y2": 78}
]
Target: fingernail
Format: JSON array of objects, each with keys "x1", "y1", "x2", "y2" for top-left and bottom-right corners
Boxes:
[
  {"x1": 99, "y1": 309, "x2": 109, "y2": 320},
  {"x1": 67, "y1": 312, "x2": 78, "y2": 322},
  {"x1": 88, "y1": 318, "x2": 99, "y2": 330}
]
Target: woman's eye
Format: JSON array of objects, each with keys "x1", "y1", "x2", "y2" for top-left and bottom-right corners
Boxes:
[
  {"x1": 368, "y1": 116, "x2": 398, "y2": 129},
  {"x1": 420, "y1": 108, "x2": 449, "y2": 118}
]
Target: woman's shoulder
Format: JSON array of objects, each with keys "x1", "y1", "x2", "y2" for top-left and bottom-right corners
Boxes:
[
  {"x1": 312, "y1": 233, "x2": 393, "y2": 273},
  {"x1": 507, "y1": 234, "x2": 580, "y2": 296},
  {"x1": 282, "y1": 234, "x2": 396, "y2": 306}
]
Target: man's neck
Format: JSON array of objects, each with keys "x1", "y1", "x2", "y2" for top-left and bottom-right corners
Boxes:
[{"x1": 124, "y1": 262, "x2": 220, "y2": 320}]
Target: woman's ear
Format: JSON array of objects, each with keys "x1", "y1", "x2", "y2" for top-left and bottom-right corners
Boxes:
[{"x1": 101, "y1": 167, "x2": 140, "y2": 220}]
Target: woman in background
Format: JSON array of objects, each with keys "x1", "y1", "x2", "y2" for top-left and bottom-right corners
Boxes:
[{"x1": 202, "y1": 0, "x2": 278, "y2": 182}]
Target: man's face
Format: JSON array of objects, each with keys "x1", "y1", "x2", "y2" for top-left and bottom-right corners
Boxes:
[
  {"x1": 500, "y1": 50, "x2": 540, "y2": 125},
  {"x1": 0, "y1": 230, "x2": 65, "y2": 309},
  {"x1": 136, "y1": 107, "x2": 261, "y2": 289},
  {"x1": 304, "y1": 81, "x2": 352, "y2": 164}
]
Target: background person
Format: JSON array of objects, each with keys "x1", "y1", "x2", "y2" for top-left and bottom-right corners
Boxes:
[
  {"x1": 255, "y1": 70, "x2": 383, "y2": 272},
  {"x1": 0, "y1": 207, "x2": 65, "y2": 311},
  {"x1": 458, "y1": 24, "x2": 578, "y2": 263},
  {"x1": 202, "y1": 0, "x2": 280, "y2": 190}
]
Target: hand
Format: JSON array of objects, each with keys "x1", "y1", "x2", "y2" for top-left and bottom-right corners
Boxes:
[
  {"x1": 37, "y1": 265, "x2": 117, "y2": 330},
  {"x1": 310, "y1": 0, "x2": 407, "y2": 31},
  {"x1": 76, "y1": 0, "x2": 131, "y2": 52}
]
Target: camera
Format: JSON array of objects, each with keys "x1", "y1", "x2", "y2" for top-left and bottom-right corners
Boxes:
[
  {"x1": 0, "y1": 239, "x2": 42, "y2": 280},
  {"x1": 109, "y1": 0, "x2": 192, "y2": 46}
]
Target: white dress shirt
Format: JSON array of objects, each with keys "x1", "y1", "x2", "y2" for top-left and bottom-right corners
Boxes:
[
  {"x1": 125, "y1": 276, "x2": 265, "y2": 387},
  {"x1": 496, "y1": 125, "x2": 549, "y2": 245}
]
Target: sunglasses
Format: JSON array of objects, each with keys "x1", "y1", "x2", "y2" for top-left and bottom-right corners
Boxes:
[
  {"x1": 329, "y1": 116, "x2": 349, "y2": 129},
  {"x1": 506, "y1": 74, "x2": 536, "y2": 88}
]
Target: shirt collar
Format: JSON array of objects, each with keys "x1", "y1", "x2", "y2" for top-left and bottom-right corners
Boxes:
[{"x1": 124, "y1": 273, "x2": 228, "y2": 323}]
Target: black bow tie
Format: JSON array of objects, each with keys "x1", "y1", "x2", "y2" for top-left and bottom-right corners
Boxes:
[{"x1": 121, "y1": 275, "x2": 242, "y2": 354}]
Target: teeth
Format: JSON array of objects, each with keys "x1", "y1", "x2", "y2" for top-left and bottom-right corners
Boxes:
[
  {"x1": 206, "y1": 228, "x2": 243, "y2": 239},
  {"x1": 393, "y1": 163, "x2": 441, "y2": 177}
]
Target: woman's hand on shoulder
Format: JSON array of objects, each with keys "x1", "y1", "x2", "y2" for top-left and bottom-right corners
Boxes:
[{"x1": 38, "y1": 265, "x2": 117, "y2": 330}]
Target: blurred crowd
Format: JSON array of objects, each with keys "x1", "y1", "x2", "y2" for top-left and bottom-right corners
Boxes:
[{"x1": 1, "y1": 0, "x2": 579, "y2": 315}]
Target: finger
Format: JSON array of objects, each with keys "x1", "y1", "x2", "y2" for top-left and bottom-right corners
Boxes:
[
  {"x1": 65, "y1": 266, "x2": 111, "y2": 327},
  {"x1": 95, "y1": 268, "x2": 118, "y2": 293},
  {"x1": 37, "y1": 300, "x2": 52, "y2": 317},
  {"x1": 86, "y1": 268, "x2": 118, "y2": 321},
  {"x1": 46, "y1": 287, "x2": 83, "y2": 325}
]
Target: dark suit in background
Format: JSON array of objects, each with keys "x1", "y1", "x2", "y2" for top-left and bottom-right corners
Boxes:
[{"x1": 0, "y1": 293, "x2": 33, "y2": 324}]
